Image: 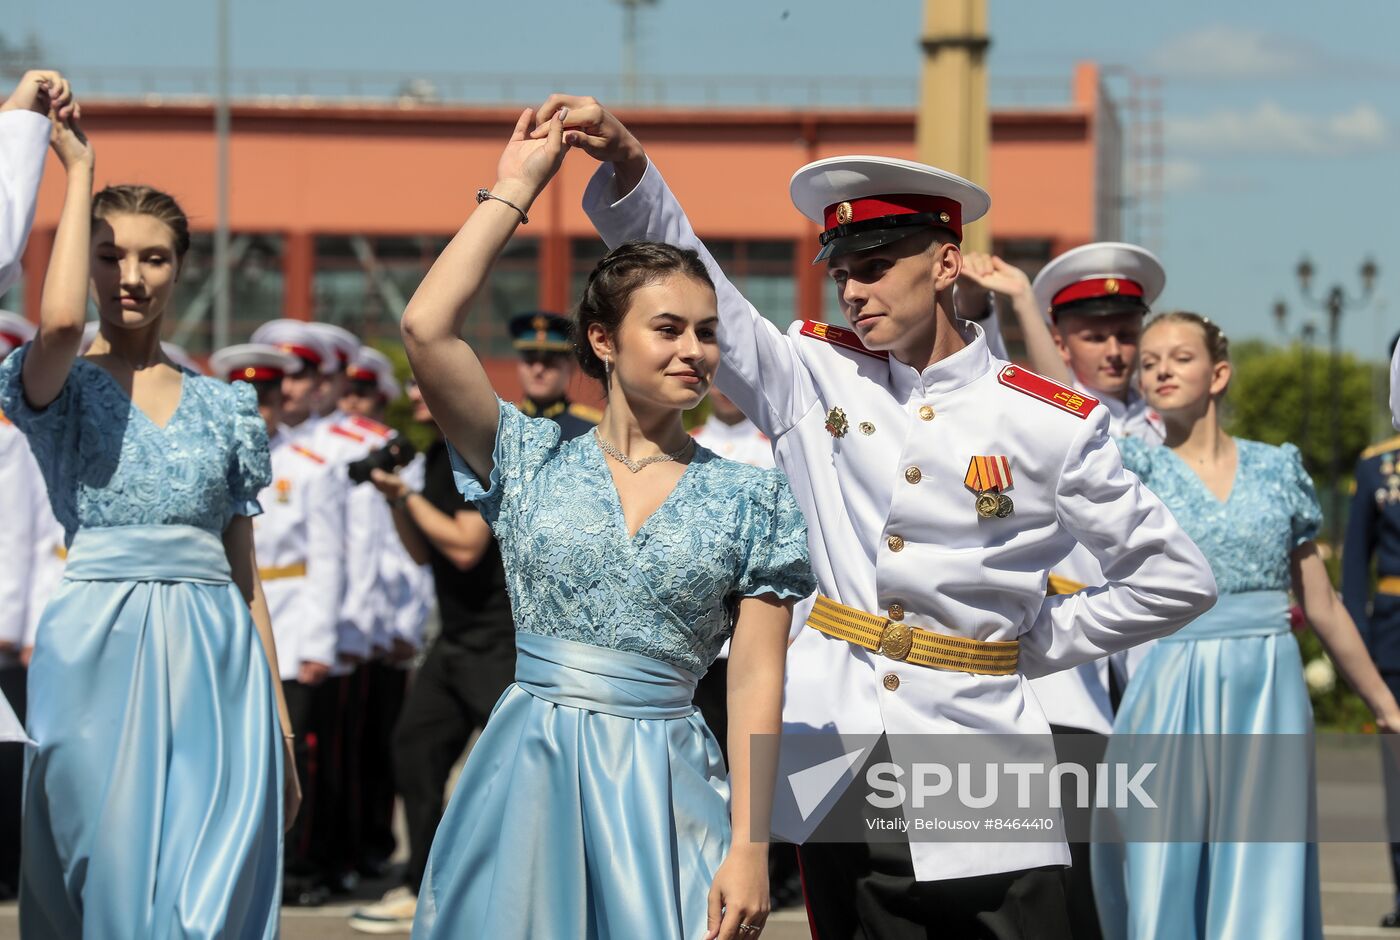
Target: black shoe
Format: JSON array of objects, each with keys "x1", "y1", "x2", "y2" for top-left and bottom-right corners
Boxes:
[
  {"x1": 1382, "y1": 909, "x2": 1400, "y2": 928},
  {"x1": 770, "y1": 870, "x2": 804, "y2": 911},
  {"x1": 284, "y1": 882, "x2": 331, "y2": 907},
  {"x1": 326, "y1": 870, "x2": 361, "y2": 895}
]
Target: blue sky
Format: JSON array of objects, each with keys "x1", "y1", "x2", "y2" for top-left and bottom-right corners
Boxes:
[{"x1": 8, "y1": 0, "x2": 1398, "y2": 359}]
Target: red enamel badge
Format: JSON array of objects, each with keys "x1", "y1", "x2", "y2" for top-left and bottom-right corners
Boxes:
[{"x1": 997, "y1": 365, "x2": 1098, "y2": 419}]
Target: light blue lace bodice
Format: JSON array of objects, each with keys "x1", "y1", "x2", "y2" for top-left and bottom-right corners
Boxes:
[
  {"x1": 0, "y1": 345, "x2": 271, "y2": 538},
  {"x1": 451, "y1": 401, "x2": 815, "y2": 675},
  {"x1": 1117, "y1": 437, "x2": 1321, "y2": 594}
]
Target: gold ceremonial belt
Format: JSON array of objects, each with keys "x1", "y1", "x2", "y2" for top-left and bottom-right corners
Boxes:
[
  {"x1": 259, "y1": 561, "x2": 308, "y2": 581},
  {"x1": 1380, "y1": 576, "x2": 1400, "y2": 597},
  {"x1": 807, "y1": 595, "x2": 1020, "y2": 676},
  {"x1": 1046, "y1": 573, "x2": 1086, "y2": 596}
]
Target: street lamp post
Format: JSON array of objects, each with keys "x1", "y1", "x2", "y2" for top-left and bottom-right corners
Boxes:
[{"x1": 1294, "y1": 256, "x2": 1378, "y2": 545}]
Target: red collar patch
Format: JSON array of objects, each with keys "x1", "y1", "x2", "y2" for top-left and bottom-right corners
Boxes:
[
  {"x1": 799, "y1": 320, "x2": 889, "y2": 360},
  {"x1": 997, "y1": 365, "x2": 1098, "y2": 419}
]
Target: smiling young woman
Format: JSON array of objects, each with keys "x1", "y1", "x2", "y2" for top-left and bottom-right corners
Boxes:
[
  {"x1": 398, "y1": 110, "x2": 813, "y2": 940},
  {"x1": 1, "y1": 112, "x2": 297, "y2": 938}
]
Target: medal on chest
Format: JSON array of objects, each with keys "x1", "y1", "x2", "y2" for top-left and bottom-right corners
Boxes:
[
  {"x1": 825, "y1": 406, "x2": 849, "y2": 438},
  {"x1": 274, "y1": 478, "x2": 293, "y2": 504},
  {"x1": 964, "y1": 455, "x2": 1014, "y2": 518}
]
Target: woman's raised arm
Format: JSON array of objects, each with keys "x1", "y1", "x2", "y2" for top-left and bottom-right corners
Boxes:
[
  {"x1": 22, "y1": 113, "x2": 92, "y2": 408},
  {"x1": 400, "y1": 108, "x2": 567, "y2": 483}
]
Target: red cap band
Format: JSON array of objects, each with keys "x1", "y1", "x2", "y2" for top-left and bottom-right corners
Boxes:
[
  {"x1": 229, "y1": 365, "x2": 283, "y2": 382},
  {"x1": 0, "y1": 330, "x2": 26, "y2": 350},
  {"x1": 278, "y1": 343, "x2": 323, "y2": 366},
  {"x1": 1051, "y1": 277, "x2": 1144, "y2": 308},
  {"x1": 823, "y1": 194, "x2": 963, "y2": 241},
  {"x1": 346, "y1": 365, "x2": 377, "y2": 382}
]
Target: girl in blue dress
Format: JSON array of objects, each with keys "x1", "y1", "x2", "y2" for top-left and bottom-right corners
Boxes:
[
  {"x1": 2, "y1": 113, "x2": 297, "y2": 938},
  {"x1": 1091, "y1": 312, "x2": 1400, "y2": 939},
  {"x1": 401, "y1": 111, "x2": 814, "y2": 940}
]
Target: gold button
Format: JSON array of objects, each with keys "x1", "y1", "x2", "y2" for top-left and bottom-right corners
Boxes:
[
  {"x1": 918, "y1": 405, "x2": 935, "y2": 421},
  {"x1": 858, "y1": 421, "x2": 875, "y2": 436},
  {"x1": 904, "y1": 467, "x2": 922, "y2": 485},
  {"x1": 887, "y1": 535, "x2": 904, "y2": 552},
  {"x1": 887, "y1": 603, "x2": 905, "y2": 621},
  {"x1": 883, "y1": 673, "x2": 900, "y2": 691}
]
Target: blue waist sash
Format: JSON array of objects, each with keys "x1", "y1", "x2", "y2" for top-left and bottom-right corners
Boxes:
[
  {"x1": 1161, "y1": 589, "x2": 1289, "y2": 642},
  {"x1": 513, "y1": 631, "x2": 700, "y2": 720},
  {"x1": 64, "y1": 525, "x2": 232, "y2": 585}
]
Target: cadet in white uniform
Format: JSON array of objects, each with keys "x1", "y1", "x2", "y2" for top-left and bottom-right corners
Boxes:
[
  {"x1": 557, "y1": 96, "x2": 1218, "y2": 938},
  {"x1": 217, "y1": 333, "x2": 348, "y2": 906},
  {"x1": 0, "y1": 314, "x2": 65, "y2": 894}
]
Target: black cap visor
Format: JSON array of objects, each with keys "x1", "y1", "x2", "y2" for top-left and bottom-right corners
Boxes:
[
  {"x1": 813, "y1": 214, "x2": 957, "y2": 264},
  {"x1": 1050, "y1": 295, "x2": 1150, "y2": 324}
]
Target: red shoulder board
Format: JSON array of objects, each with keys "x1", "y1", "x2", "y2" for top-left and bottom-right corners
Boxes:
[
  {"x1": 349, "y1": 415, "x2": 392, "y2": 437},
  {"x1": 799, "y1": 320, "x2": 889, "y2": 360},
  {"x1": 997, "y1": 365, "x2": 1098, "y2": 419},
  {"x1": 330, "y1": 424, "x2": 366, "y2": 443},
  {"x1": 291, "y1": 444, "x2": 326, "y2": 465}
]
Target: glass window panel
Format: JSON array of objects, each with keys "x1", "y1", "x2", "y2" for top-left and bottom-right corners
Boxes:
[{"x1": 171, "y1": 232, "x2": 284, "y2": 356}]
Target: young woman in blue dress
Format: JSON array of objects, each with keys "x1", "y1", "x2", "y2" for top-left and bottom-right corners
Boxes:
[
  {"x1": 2, "y1": 111, "x2": 298, "y2": 937},
  {"x1": 400, "y1": 110, "x2": 814, "y2": 940},
  {"x1": 1092, "y1": 312, "x2": 1400, "y2": 940}
]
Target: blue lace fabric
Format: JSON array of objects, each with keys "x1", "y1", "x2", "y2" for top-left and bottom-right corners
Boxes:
[
  {"x1": 1117, "y1": 436, "x2": 1321, "y2": 594},
  {"x1": 449, "y1": 400, "x2": 815, "y2": 675},
  {"x1": 0, "y1": 345, "x2": 272, "y2": 538}
]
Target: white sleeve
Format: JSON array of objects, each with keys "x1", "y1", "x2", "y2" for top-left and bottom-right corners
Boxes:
[
  {"x1": 583, "y1": 160, "x2": 817, "y2": 437},
  {"x1": 302, "y1": 464, "x2": 347, "y2": 666},
  {"x1": 0, "y1": 439, "x2": 37, "y2": 646},
  {"x1": 0, "y1": 110, "x2": 51, "y2": 297},
  {"x1": 1018, "y1": 408, "x2": 1218, "y2": 678},
  {"x1": 337, "y1": 482, "x2": 382, "y2": 659},
  {"x1": 1391, "y1": 341, "x2": 1400, "y2": 431}
]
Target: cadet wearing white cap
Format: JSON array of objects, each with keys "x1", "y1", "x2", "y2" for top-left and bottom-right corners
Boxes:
[{"x1": 554, "y1": 96, "x2": 1218, "y2": 938}]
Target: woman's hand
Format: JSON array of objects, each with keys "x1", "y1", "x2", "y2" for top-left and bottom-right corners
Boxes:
[
  {"x1": 704, "y1": 845, "x2": 771, "y2": 940},
  {"x1": 49, "y1": 110, "x2": 93, "y2": 172},
  {"x1": 282, "y1": 735, "x2": 302, "y2": 832},
  {"x1": 493, "y1": 107, "x2": 568, "y2": 202},
  {"x1": 2, "y1": 69, "x2": 74, "y2": 119},
  {"x1": 531, "y1": 94, "x2": 649, "y2": 195}
]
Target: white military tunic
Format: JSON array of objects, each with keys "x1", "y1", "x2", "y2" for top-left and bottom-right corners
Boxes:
[
  {"x1": 586, "y1": 160, "x2": 1218, "y2": 881},
  {"x1": 254, "y1": 430, "x2": 346, "y2": 680},
  {"x1": 1391, "y1": 340, "x2": 1400, "y2": 431},
  {"x1": 378, "y1": 454, "x2": 435, "y2": 654},
  {"x1": 0, "y1": 109, "x2": 49, "y2": 297},
  {"x1": 691, "y1": 416, "x2": 775, "y2": 469}
]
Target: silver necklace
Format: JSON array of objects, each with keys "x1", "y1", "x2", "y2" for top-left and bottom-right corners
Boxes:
[{"x1": 594, "y1": 429, "x2": 694, "y2": 473}]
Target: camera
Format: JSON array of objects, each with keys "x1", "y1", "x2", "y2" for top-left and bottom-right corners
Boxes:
[{"x1": 347, "y1": 437, "x2": 417, "y2": 485}]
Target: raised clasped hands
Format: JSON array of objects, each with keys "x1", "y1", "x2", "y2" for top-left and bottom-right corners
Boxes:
[
  {"x1": 49, "y1": 102, "x2": 93, "y2": 172},
  {"x1": 493, "y1": 107, "x2": 569, "y2": 206},
  {"x1": 531, "y1": 94, "x2": 648, "y2": 192},
  {"x1": 2, "y1": 69, "x2": 75, "y2": 119}
]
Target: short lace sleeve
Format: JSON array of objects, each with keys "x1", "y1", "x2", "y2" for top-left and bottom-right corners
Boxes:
[
  {"x1": 447, "y1": 399, "x2": 563, "y2": 524},
  {"x1": 226, "y1": 381, "x2": 272, "y2": 521},
  {"x1": 1280, "y1": 443, "x2": 1322, "y2": 547},
  {"x1": 1115, "y1": 435, "x2": 1153, "y2": 481},
  {"x1": 0, "y1": 344, "x2": 80, "y2": 447},
  {"x1": 735, "y1": 470, "x2": 815, "y2": 600}
]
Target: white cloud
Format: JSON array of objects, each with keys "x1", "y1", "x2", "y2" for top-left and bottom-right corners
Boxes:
[
  {"x1": 1149, "y1": 26, "x2": 1317, "y2": 78},
  {"x1": 1166, "y1": 102, "x2": 1391, "y2": 156},
  {"x1": 1160, "y1": 160, "x2": 1204, "y2": 193}
]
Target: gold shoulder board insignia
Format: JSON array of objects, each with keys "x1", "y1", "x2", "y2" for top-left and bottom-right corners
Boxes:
[
  {"x1": 799, "y1": 320, "x2": 889, "y2": 360},
  {"x1": 997, "y1": 365, "x2": 1098, "y2": 419}
]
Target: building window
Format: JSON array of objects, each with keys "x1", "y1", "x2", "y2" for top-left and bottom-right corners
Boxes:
[
  {"x1": 168, "y1": 233, "x2": 284, "y2": 355},
  {"x1": 707, "y1": 240, "x2": 796, "y2": 330},
  {"x1": 313, "y1": 235, "x2": 539, "y2": 357}
]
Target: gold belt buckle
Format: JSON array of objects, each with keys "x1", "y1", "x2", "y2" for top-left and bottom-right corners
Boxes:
[{"x1": 879, "y1": 621, "x2": 914, "y2": 661}]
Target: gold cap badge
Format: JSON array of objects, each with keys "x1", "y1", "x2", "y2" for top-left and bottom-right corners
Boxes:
[
  {"x1": 836, "y1": 202, "x2": 853, "y2": 225},
  {"x1": 1104, "y1": 278, "x2": 1120, "y2": 294}
]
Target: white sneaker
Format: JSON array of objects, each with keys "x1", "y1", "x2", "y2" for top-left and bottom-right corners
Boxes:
[{"x1": 348, "y1": 886, "x2": 417, "y2": 935}]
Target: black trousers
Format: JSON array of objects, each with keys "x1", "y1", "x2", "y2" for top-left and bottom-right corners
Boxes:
[
  {"x1": 393, "y1": 636, "x2": 515, "y2": 894},
  {"x1": 1383, "y1": 673, "x2": 1400, "y2": 906},
  {"x1": 283, "y1": 676, "x2": 348, "y2": 884},
  {"x1": 0, "y1": 664, "x2": 26, "y2": 895},
  {"x1": 359, "y1": 661, "x2": 409, "y2": 868},
  {"x1": 798, "y1": 840, "x2": 1070, "y2": 940},
  {"x1": 693, "y1": 657, "x2": 729, "y2": 762},
  {"x1": 1047, "y1": 725, "x2": 1107, "y2": 940}
]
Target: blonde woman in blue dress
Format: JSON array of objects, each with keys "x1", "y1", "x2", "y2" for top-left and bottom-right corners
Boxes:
[
  {"x1": 401, "y1": 110, "x2": 814, "y2": 940},
  {"x1": 1092, "y1": 312, "x2": 1400, "y2": 939},
  {"x1": 2, "y1": 112, "x2": 298, "y2": 937}
]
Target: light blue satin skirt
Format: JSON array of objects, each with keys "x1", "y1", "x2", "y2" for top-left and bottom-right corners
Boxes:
[
  {"x1": 412, "y1": 631, "x2": 730, "y2": 940},
  {"x1": 1091, "y1": 591, "x2": 1323, "y2": 940},
  {"x1": 20, "y1": 525, "x2": 283, "y2": 940}
]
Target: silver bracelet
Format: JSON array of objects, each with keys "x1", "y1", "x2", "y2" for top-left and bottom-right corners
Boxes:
[{"x1": 476, "y1": 188, "x2": 529, "y2": 225}]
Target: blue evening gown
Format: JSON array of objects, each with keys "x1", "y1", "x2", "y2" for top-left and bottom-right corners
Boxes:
[
  {"x1": 1092, "y1": 437, "x2": 1325, "y2": 940},
  {"x1": 411, "y1": 401, "x2": 814, "y2": 940},
  {"x1": 0, "y1": 347, "x2": 283, "y2": 939}
]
